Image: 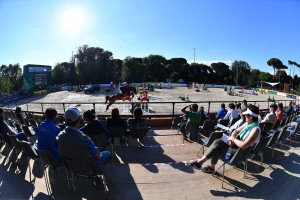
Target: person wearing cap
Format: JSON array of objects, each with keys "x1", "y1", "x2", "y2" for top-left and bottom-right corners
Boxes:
[
  {"x1": 216, "y1": 103, "x2": 228, "y2": 120},
  {"x1": 223, "y1": 103, "x2": 239, "y2": 125},
  {"x1": 261, "y1": 104, "x2": 277, "y2": 129},
  {"x1": 38, "y1": 108, "x2": 61, "y2": 162},
  {"x1": 179, "y1": 104, "x2": 201, "y2": 139},
  {"x1": 56, "y1": 108, "x2": 111, "y2": 173},
  {"x1": 186, "y1": 105, "x2": 260, "y2": 172}
]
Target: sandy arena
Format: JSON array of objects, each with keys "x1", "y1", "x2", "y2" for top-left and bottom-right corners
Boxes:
[{"x1": 10, "y1": 87, "x2": 295, "y2": 115}]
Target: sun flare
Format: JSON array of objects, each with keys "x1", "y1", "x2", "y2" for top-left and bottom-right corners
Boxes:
[{"x1": 61, "y1": 7, "x2": 86, "y2": 37}]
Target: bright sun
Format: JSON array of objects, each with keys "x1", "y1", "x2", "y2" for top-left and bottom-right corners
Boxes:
[{"x1": 61, "y1": 7, "x2": 86, "y2": 37}]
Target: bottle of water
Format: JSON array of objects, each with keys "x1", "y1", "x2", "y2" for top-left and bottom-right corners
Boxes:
[{"x1": 225, "y1": 152, "x2": 231, "y2": 160}]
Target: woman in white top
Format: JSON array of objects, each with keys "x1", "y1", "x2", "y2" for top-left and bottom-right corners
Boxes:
[{"x1": 186, "y1": 105, "x2": 261, "y2": 173}]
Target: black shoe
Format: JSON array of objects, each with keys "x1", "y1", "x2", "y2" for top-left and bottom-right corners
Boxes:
[
  {"x1": 185, "y1": 161, "x2": 202, "y2": 170},
  {"x1": 201, "y1": 165, "x2": 215, "y2": 174}
]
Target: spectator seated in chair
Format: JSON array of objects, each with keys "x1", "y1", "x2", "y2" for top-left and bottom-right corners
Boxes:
[
  {"x1": 276, "y1": 103, "x2": 284, "y2": 122},
  {"x1": 186, "y1": 105, "x2": 261, "y2": 173},
  {"x1": 57, "y1": 107, "x2": 111, "y2": 174},
  {"x1": 38, "y1": 108, "x2": 61, "y2": 162},
  {"x1": 0, "y1": 107, "x2": 28, "y2": 143},
  {"x1": 260, "y1": 104, "x2": 277, "y2": 130},
  {"x1": 80, "y1": 109, "x2": 111, "y2": 144},
  {"x1": 179, "y1": 104, "x2": 202, "y2": 139},
  {"x1": 221, "y1": 107, "x2": 246, "y2": 135},
  {"x1": 15, "y1": 106, "x2": 24, "y2": 124},
  {"x1": 106, "y1": 108, "x2": 128, "y2": 144},
  {"x1": 127, "y1": 107, "x2": 149, "y2": 137},
  {"x1": 216, "y1": 103, "x2": 228, "y2": 120},
  {"x1": 222, "y1": 103, "x2": 239, "y2": 126}
]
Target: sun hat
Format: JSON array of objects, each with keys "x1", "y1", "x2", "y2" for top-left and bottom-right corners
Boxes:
[{"x1": 242, "y1": 108, "x2": 258, "y2": 117}]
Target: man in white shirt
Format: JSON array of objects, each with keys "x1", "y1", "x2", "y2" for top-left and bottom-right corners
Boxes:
[{"x1": 223, "y1": 103, "x2": 239, "y2": 125}]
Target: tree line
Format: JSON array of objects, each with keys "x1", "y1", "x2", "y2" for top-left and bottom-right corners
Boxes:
[{"x1": 1, "y1": 44, "x2": 300, "y2": 93}]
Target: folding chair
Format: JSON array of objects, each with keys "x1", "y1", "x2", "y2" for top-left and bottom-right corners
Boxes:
[
  {"x1": 267, "y1": 129, "x2": 281, "y2": 158},
  {"x1": 36, "y1": 149, "x2": 61, "y2": 195},
  {"x1": 197, "y1": 131, "x2": 223, "y2": 156},
  {"x1": 18, "y1": 140, "x2": 39, "y2": 182},
  {"x1": 286, "y1": 122, "x2": 300, "y2": 146},
  {"x1": 219, "y1": 119, "x2": 229, "y2": 126},
  {"x1": 212, "y1": 145, "x2": 254, "y2": 188},
  {"x1": 107, "y1": 127, "x2": 125, "y2": 163},
  {"x1": 185, "y1": 122, "x2": 201, "y2": 143},
  {"x1": 9, "y1": 134, "x2": 23, "y2": 157},
  {"x1": 251, "y1": 134, "x2": 272, "y2": 165},
  {"x1": 22, "y1": 125, "x2": 36, "y2": 137},
  {"x1": 88, "y1": 133, "x2": 110, "y2": 151},
  {"x1": 199, "y1": 120, "x2": 217, "y2": 137},
  {"x1": 127, "y1": 127, "x2": 150, "y2": 146}
]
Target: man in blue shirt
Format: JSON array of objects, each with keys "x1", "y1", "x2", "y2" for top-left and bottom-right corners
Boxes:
[
  {"x1": 56, "y1": 108, "x2": 111, "y2": 173},
  {"x1": 38, "y1": 108, "x2": 61, "y2": 162},
  {"x1": 217, "y1": 103, "x2": 228, "y2": 120}
]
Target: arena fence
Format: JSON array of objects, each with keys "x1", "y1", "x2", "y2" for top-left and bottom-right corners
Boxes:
[{"x1": 5, "y1": 99, "x2": 297, "y2": 119}]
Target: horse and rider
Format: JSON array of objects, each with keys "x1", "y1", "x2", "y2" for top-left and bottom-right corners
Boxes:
[{"x1": 105, "y1": 84, "x2": 137, "y2": 111}]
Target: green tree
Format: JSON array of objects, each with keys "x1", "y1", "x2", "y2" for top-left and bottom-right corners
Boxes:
[
  {"x1": 0, "y1": 77, "x2": 14, "y2": 93},
  {"x1": 211, "y1": 62, "x2": 230, "y2": 84},
  {"x1": 121, "y1": 57, "x2": 145, "y2": 82},
  {"x1": 52, "y1": 63, "x2": 67, "y2": 84},
  {"x1": 267, "y1": 58, "x2": 283, "y2": 80},
  {"x1": 143, "y1": 55, "x2": 168, "y2": 82},
  {"x1": 167, "y1": 58, "x2": 190, "y2": 82},
  {"x1": 170, "y1": 72, "x2": 180, "y2": 82},
  {"x1": 248, "y1": 69, "x2": 261, "y2": 87},
  {"x1": 231, "y1": 60, "x2": 251, "y2": 86},
  {"x1": 258, "y1": 72, "x2": 273, "y2": 82}
]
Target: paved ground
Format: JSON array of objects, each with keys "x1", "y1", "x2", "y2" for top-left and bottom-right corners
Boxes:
[
  {"x1": 1, "y1": 126, "x2": 300, "y2": 200},
  {"x1": 9, "y1": 87, "x2": 295, "y2": 115}
]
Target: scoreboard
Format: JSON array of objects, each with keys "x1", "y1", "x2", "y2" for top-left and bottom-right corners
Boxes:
[{"x1": 23, "y1": 64, "x2": 52, "y2": 91}]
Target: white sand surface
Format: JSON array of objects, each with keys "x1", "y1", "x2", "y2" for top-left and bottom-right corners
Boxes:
[{"x1": 11, "y1": 87, "x2": 294, "y2": 115}]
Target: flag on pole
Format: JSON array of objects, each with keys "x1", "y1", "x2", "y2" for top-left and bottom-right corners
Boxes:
[
  {"x1": 201, "y1": 69, "x2": 204, "y2": 72},
  {"x1": 207, "y1": 70, "x2": 210, "y2": 74}
]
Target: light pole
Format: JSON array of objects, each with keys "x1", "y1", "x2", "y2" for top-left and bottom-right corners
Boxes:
[
  {"x1": 236, "y1": 64, "x2": 238, "y2": 86},
  {"x1": 193, "y1": 48, "x2": 196, "y2": 63}
]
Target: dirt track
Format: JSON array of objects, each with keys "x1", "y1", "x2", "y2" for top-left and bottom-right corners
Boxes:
[{"x1": 11, "y1": 87, "x2": 294, "y2": 115}]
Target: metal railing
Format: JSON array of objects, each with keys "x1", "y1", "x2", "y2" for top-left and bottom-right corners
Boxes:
[{"x1": 4, "y1": 99, "x2": 297, "y2": 119}]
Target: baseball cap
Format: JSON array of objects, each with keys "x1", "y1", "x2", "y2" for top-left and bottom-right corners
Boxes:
[
  {"x1": 0, "y1": 108, "x2": 6, "y2": 115},
  {"x1": 64, "y1": 107, "x2": 81, "y2": 123},
  {"x1": 242, "y1": 100, "x2": 247, "y2": 104}
]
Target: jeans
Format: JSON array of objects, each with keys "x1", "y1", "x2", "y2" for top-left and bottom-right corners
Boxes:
[
  {"x1": 99, "y1": 151, "x2": 111, "y2": 165},
  {"x1": 96, "y1": 151, "x2": 111, "y2": 174}
]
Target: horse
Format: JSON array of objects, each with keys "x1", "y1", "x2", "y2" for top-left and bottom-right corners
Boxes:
[{"x1": 105, "y1": 86, "x2": 137, "y2": 111}]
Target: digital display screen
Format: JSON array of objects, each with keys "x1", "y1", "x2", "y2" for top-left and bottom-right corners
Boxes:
[{"x1": 35, "y1": 74, "x2": 47, "y2": 85}]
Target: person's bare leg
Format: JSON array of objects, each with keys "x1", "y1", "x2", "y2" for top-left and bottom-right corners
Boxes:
[{"x1": 196, "y1": 155, "x2": 209, "y2": 165}]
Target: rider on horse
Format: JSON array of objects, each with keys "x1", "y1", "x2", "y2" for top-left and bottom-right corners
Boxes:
[{"x1": 118, "y1": 84, "x2": 134, "y2": 99}]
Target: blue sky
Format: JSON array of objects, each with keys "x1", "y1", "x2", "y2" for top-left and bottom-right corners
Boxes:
[{"x1": 0, "y1": 0, "x2": 299, "y2": 75}]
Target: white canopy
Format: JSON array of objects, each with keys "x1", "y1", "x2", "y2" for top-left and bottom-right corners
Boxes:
[{"x1": 264, "y1": 82, "x2": 280, "y2": 87}]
